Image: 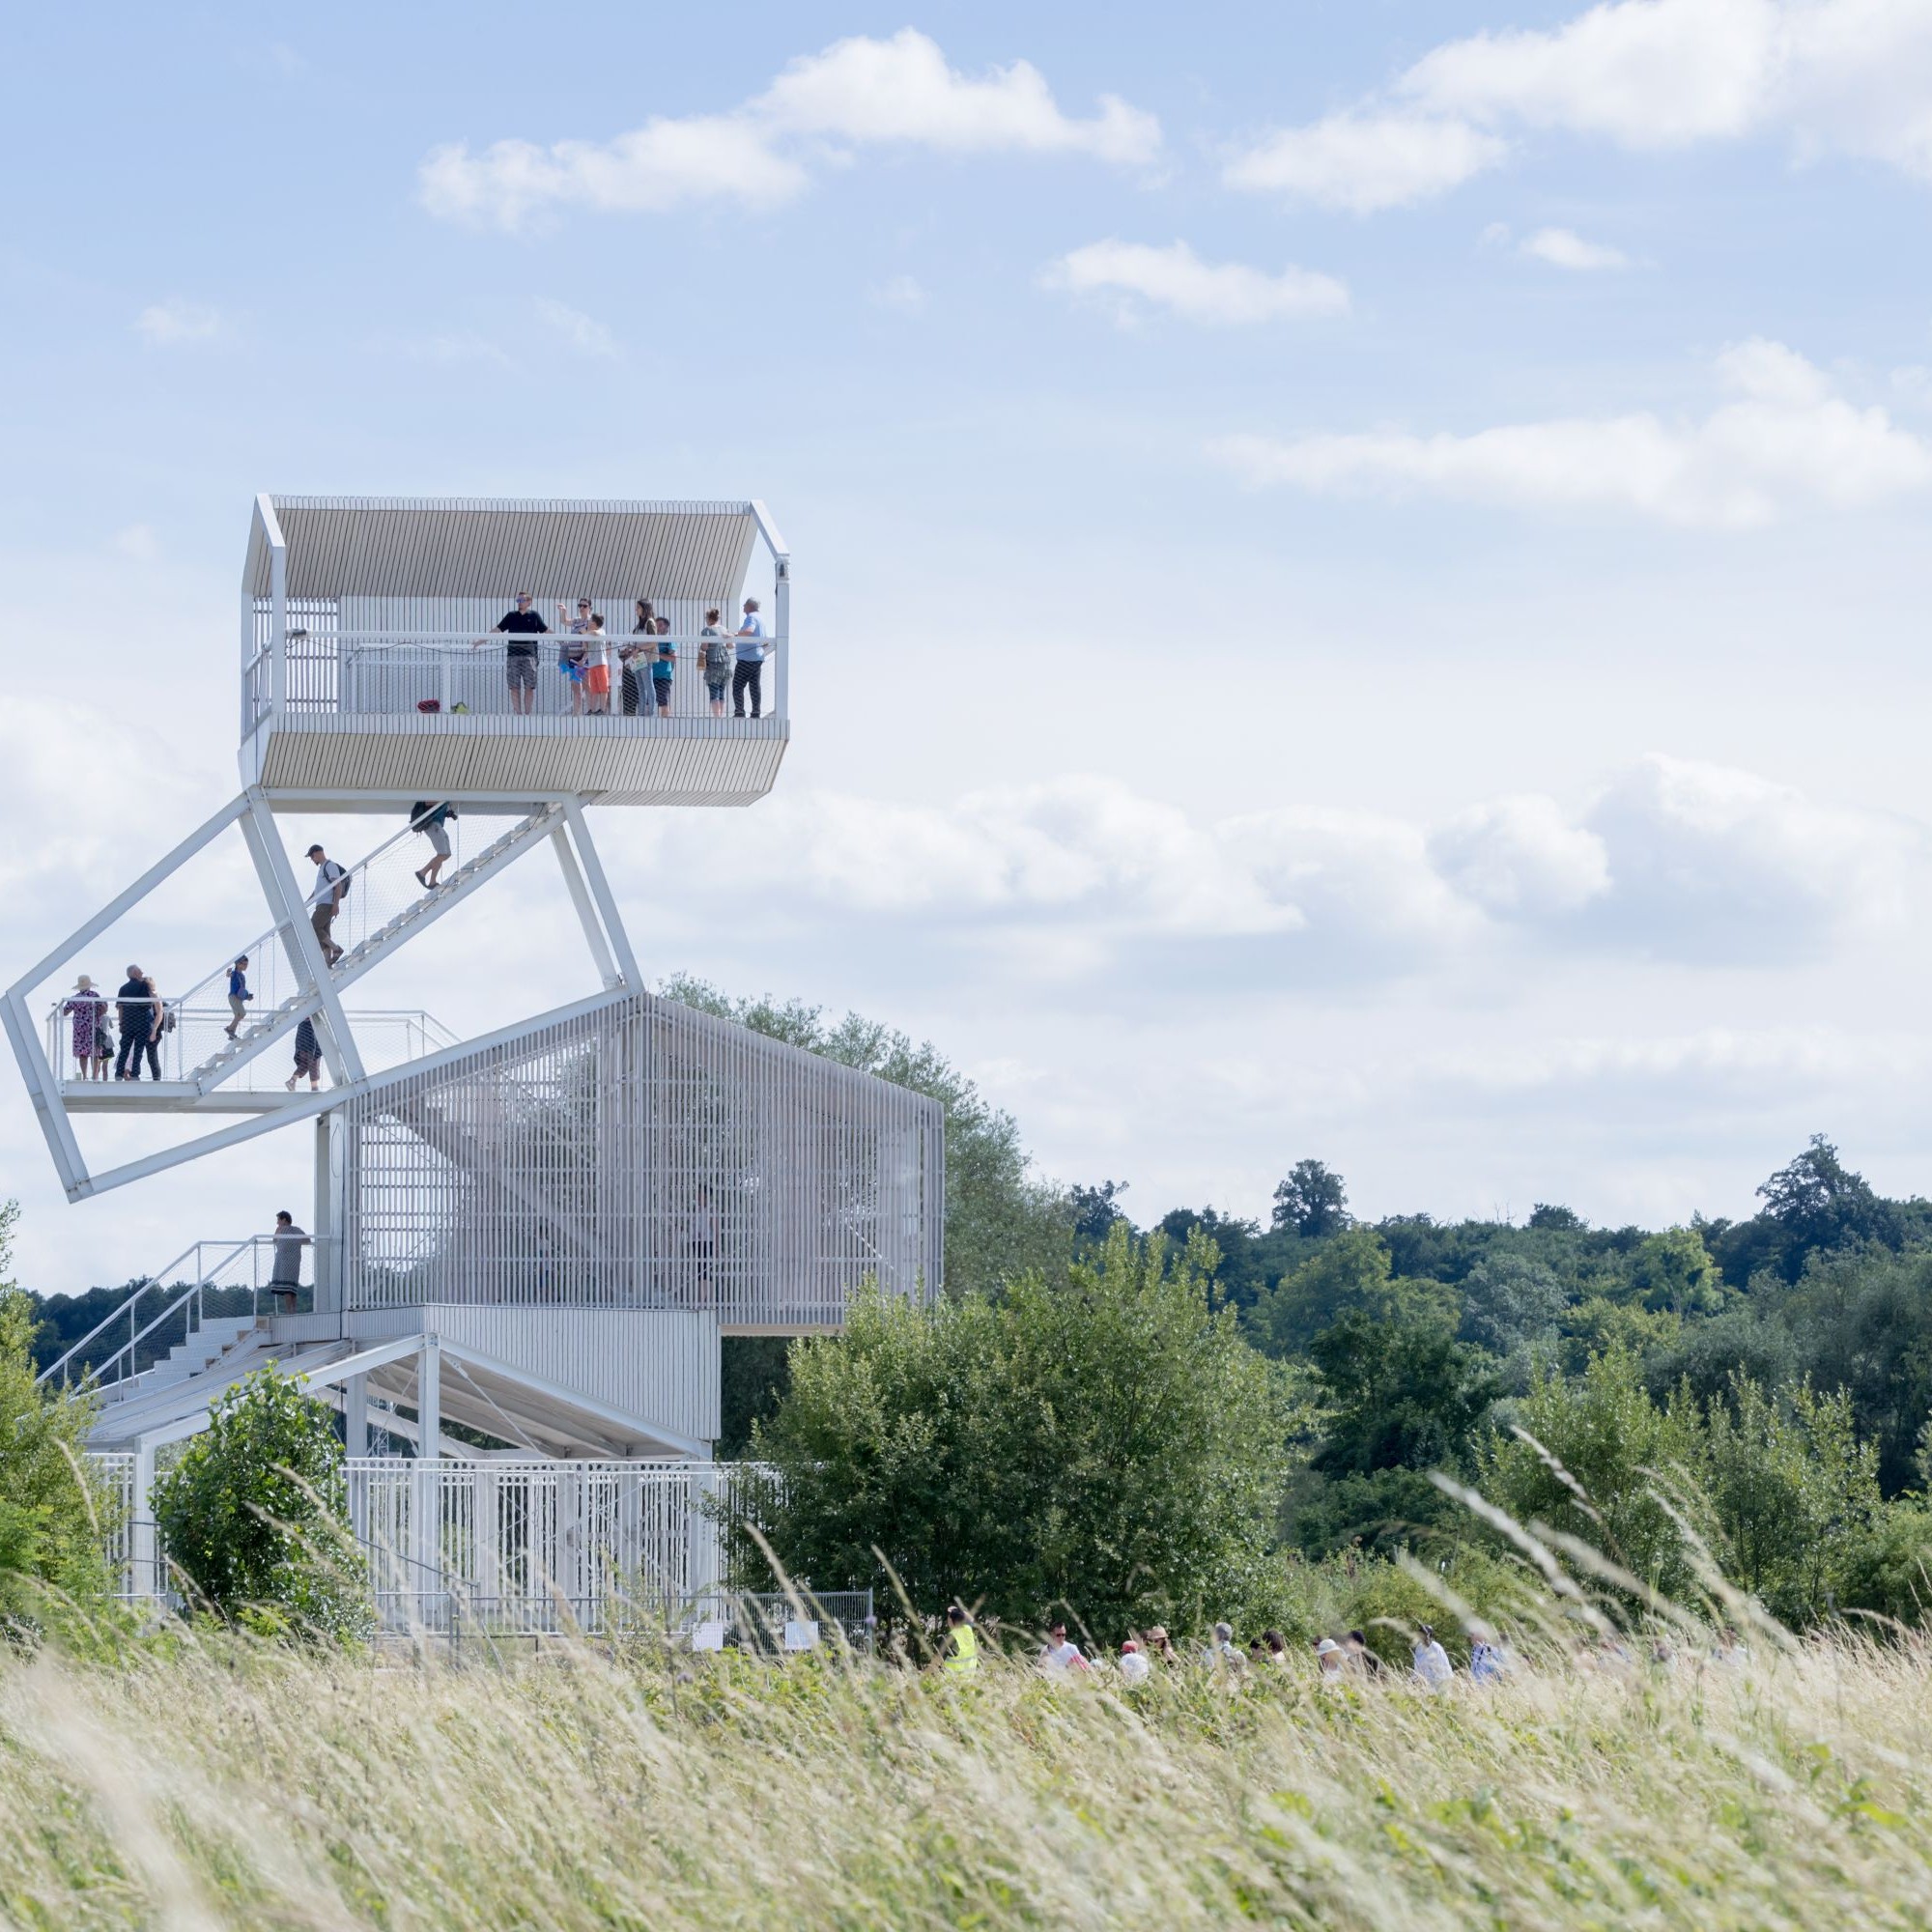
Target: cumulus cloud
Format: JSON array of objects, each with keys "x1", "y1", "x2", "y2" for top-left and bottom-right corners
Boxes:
[
  {"x1": 535, "y1": 298, "x2": 618, "y2": 358},
  {"x1": 1223, "y1": 110, "x2": 1507, "y2": 212},
  {"x1": 870, "y1": 274, "x2": 928, "y2": 313},
  {"x1": 1209, "y1": 337, "x2": 1932, "y2": 527},
  {"x1": 1520, "y1": 225, "x2": 1634, "y2": 270},
  {"x1": 1042, "y1": 240, "x2": 1349, "y2": 326},
  {"x1": 1236, "y1": 0, "x2": 1932, "y2": 213},
  {"x1": 639, "y1": 756, "x2": 1918, "y2": 976},
  {"x1": 134, "y1": 299, "x2": 225, "y2": 344},
  {"x1": 421, "y1": 30, "x2": 1159, "y2": 229}
]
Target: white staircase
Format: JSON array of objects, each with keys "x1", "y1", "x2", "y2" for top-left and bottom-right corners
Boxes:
[
  {"x1": 99, "y1": 1313, "x2": 260, "y2": 1408},
  {"x1": 331, "y1": 811, "x2": 554, "y2": 977},
  {"x1": 187, "y1": 993, "x2": 310, "y2": 1083}
]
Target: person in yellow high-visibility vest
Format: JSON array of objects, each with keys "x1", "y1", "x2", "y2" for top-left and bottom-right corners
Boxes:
[{"x1": 942, "y1": 1604, "x2": 980, "y2": 1674}]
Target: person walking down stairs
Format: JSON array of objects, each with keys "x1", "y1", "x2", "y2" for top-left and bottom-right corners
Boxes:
[
  {"x1": 225, "y1": 955, "x2": 253, "y2": 1037},
  {"x1": 410, "y1": 802, "x2": 455, "y2": 891}
]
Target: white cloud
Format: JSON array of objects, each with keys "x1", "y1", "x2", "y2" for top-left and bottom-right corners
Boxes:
[
  {"x1": 1210, "y1": 337, "x2": 1932, "y2": 527},
  {"x1": 1223, "y1": 110, "x2": 1507, "y2": 212},
  {"x1": 112, "y1": 525, "x2": 161, "y2": 563},
  {"x1": 1402, "y1": 0, "x2": 1782, "y2": 146},
  {"x1": 535, "y1": 298, "x2": 618, "y2": 359},
  {"x1": 1430, "y1": 796, "x2": 1612, "y2": 916},
  {"x1": 1520, "y1": 225, "x2": 1634, "y2": 270},
  {"x1": 134, "y1": 299, "x2": 225, "y2": 344},
  {"x1": 400, "y1": 332, "x2": 515, "y2": 369},
  {"x1": 635, "y1": 755, "x2": 1912, "y2": 975},
  {"x1": 870, "y1": 274, "x2": 928, "y2": 314},
  {"x1": 1042, "y1": 240, "x2": 1349, "y2": 326},
  {"x1": 420, "y1": 30, "x2": 1158, "y2": 229},
  {"x1": 1581, "y1": 753, "x2": 1922, "y2": 956},
  {"x1": 753, "y1": 29, "x2": 1159, "y2": 163}
]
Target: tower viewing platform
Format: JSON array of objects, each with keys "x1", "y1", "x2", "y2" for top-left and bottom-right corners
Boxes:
[{"x1": 241, "y1": 495, "x2": 790, "y2": 809}]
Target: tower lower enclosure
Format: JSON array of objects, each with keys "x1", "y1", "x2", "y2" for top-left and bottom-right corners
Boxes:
[{"x1": 9, "y1": 497, "x2": 944, "y2": 1634}]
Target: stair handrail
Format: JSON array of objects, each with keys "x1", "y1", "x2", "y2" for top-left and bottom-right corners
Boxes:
[
  {"x1": 169, "y1": 814, "x2": 434, "y2": 1018},
  {"x1": 37, "y1": 1238, "x2": 252, "y2": 1389}
]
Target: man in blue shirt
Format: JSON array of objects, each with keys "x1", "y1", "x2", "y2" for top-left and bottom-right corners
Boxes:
[
  {"x1": 731, "y1": 597, "x2": 770, "y2": 720},
  {"x1": 225, "y1": 954, "x2": 252, "y2": 1038}
]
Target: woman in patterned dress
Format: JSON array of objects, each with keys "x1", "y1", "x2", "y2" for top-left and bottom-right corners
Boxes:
[{"x1": 62, "y1": 975, "x2": 105, "y2": 1079}]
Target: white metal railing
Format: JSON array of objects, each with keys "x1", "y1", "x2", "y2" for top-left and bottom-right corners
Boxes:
[
  {"x1": 44, "y1": 1001, "x2": 455, "y2": 1089},
  {"x1": 38, "y1": 1236, "x2": 333, "y2": 1391},
  {"x1": 349, "y1": 1458, "x2": 763, "y2": 1633},
  {"x1": 270, "y1": 632, "x2": 785, "y2": 726},
  {"x1": 84, "y1": 1453, "x2": 791, "y2": 1631}
]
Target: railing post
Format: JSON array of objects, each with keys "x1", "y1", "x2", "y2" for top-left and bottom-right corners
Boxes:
[
  {"x1": 412, "y1": 1337, "x2": 441, "y2": 1620},
  {"x1": 270, "y1": 538, "x2": 288, "y2": 721},
  {"x1": 774, "y1": 554, "x2": 790, "y2": 721},
  {"x1": 130, "y1": 1440, "x2": 156, "y2": 1603}
]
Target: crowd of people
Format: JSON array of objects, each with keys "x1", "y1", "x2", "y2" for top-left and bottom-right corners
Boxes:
[
  {"x1": 937, "y1": 1609, "x2": 1753, "y2": 1688},
  {"x1": 472, "y1": 593, "x2": 777, "y2": 720}
]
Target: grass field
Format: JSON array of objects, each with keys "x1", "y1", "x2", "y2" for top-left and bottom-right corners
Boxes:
[{"x1": 3, "y1": 1618, "x2": 1929, "y2": 1931}]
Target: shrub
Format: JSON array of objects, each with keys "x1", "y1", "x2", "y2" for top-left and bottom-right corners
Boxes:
[
  {"x1": 0, "y1": 1273, "x2": 115, "y2": 1633},
  {"x1": 153, "y1": 1366, "x2": 370, "y2": 1642}
]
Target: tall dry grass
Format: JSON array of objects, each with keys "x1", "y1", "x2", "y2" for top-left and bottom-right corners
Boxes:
[{"x1": 3, "y1": 1617, "x2": 1930, "y2": 1929}]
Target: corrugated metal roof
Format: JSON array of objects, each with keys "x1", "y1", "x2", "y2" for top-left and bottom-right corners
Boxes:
[{"x1": 245, "y1": 496, "x2": 764, "y2": 602}]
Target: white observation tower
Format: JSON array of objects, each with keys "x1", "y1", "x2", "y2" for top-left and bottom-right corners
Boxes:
[{"x1": 6, "y1": 496, "x2": 943, "y2": 1622}]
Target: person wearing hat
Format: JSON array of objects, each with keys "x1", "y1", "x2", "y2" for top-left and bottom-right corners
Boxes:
[
  {"x1": 62, "y1": 975, "x2": 106, "y2": 1080},
  {"x1": 941, "y1": 1604, "x2": 980, "y2": 1676},
  {"x1": 1141, "y1": 1625, "x2": 1178, "y2": 1665},
  {"x1": 1315, "y1": 1637, "x2": 1347, "y2": 1682},
  {"x1": 1117, "y1": 1637, "x2": 1151, "y2": 1686}
]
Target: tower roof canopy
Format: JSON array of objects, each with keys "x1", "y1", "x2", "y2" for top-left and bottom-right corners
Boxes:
[{"x1": 244, "y1": 495, "x2": 772, "y2": 604}]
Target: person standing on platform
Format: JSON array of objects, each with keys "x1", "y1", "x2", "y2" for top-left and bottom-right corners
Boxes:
[
  {"x1": 582, "y1": 612, "x2": 612, "y2": 715},
  {"x1": 650, "y1": 614, "x2": 676, "y2": 717},
  {"x1": 63, "y1": 976, "x2": 106, "y2": 1078},
  {"x1": 621, "y1": 600, "x2": 654, "y2": 717},
  {"x1": 731, "y1": 597, "x2": 769, "y2": 719},
  {"x1": 115, "y1": 965, "x2": 159, "y2": 1081},
  {"x1": 699, "y1": 608, "x2": 732, "y2": 718},
  {"x1": 473, "y1": 591, "x2": 548, "y2": 717},
  {"x1": 268, "y1": 1209, "x2": 309, "y2": 1316},
  {"x1": 305, "y1": 844, "x2": 347, "y2": 965}
]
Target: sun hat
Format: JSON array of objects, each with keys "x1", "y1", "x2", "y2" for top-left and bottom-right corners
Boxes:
[
  {"x1": 74, "y1": 974, "x2": 93, "y2": 990},
  {"x1": 1315, "y1": 1638, "x2": 1342, "y2": 1657},
  {"x1": 1121, "y1": 1639, "x2": 1139, "y2": 1653}
]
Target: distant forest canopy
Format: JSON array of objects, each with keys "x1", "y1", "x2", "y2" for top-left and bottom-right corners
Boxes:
[{"x1": 22, "y1": 976, "x2": 1932, "y2": 1621}]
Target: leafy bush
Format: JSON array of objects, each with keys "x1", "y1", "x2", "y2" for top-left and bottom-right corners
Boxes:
[
  {"x1": 0, "y1": 1265, "x2": 116, "y2": 1633},
  {"x1": 153, "y1": 1366, "x2": 370, "y2": 1642},
  {"x1": 750, "y1": 1225, "x2": 1298, "y2": 1637}
]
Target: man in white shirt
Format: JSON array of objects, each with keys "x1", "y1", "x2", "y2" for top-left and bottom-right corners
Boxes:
[
  {"x1": 731, "y1": 597, "x2": 771, "y2": 720},
  {"x1": 1116, "y1": 1638, "x2": 1150, "y2": 1686},
  {"x1": 1039, "y1": 1622, "x2": 1090, "y2": 1674},
  {"x1": 304, "y1": 843, "x2": 348, "y2": 966},
  {"x1": 1412, "y1": 1624, "x2": 1453, "y2": 1690}
]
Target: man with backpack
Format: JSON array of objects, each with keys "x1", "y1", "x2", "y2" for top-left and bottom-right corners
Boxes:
[{"x1": 305, "y1": 843, "x2": 349, "y2": 966}]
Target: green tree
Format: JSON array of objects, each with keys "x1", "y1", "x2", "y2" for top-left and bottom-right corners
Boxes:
[
  {"x1": 0, "y1": 1222, "x2": 115, "y2": 1629},
  {"x1": 1630, "y1": 1227, "x2": 1726, "y2": 1316},
  {"x1": 1271, "y1": 1159, "x2": 1350, "y2": 1237},
  {"x1": 1308, "y1": 1303, "x2": 1499, "y2": 1478},
  {"x1": 1247, "y1": 1230, "x2": 1455, "y2": 1359},
  {"x1": 153, "y1": 1367, "x2": 370, "y2": 1641},
  {"x1": 1478, "y1": 1344, "x2": 1712, "y2": 1599},
  {"x1": 662, "y1": 976, "x2": 1072, "y2": 1297},
  {"x1": 1459, "y1": 1254, "x2": 1566, "y2": 1356},
  {"x1": 750, "y1": 1227, "x2": 1297, "y2": 1636},
  {"x1": 1702, "y1": 1375, "x2": 1879, "y2": 1623}
]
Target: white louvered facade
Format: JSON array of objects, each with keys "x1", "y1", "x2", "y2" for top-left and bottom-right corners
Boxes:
[{"x1": 335, "y1": 989, "x2": 945, "y2": 1330}]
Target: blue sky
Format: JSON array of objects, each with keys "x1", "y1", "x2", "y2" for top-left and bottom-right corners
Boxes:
[{"x1": 7, "y1": 1, "x2": 1932, "y2": 1289}]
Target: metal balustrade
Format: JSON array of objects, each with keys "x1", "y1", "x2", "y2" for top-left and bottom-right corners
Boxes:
[
  {"x1": 44, "y1": 1003, "x2": 456, "y2": 1090},
  {"x1": 271, "y1": 631, "x2": 785, "y2": 725},
  {"x1": 39, "y1": 1236, "x2": 331, "y2": 1391}
]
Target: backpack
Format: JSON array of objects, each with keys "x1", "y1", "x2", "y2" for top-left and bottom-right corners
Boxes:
[{"x1": 701, "y1": 628, "x2": 733, "y2": 677}]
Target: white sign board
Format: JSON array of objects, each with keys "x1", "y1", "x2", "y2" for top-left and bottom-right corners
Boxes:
[
  {"x1": 784, "y1": 1619, "x2": 821, "y2": 1652},
  {"x1": 691, "y1": 1621, "x2": 727, "y2": 1652}
]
